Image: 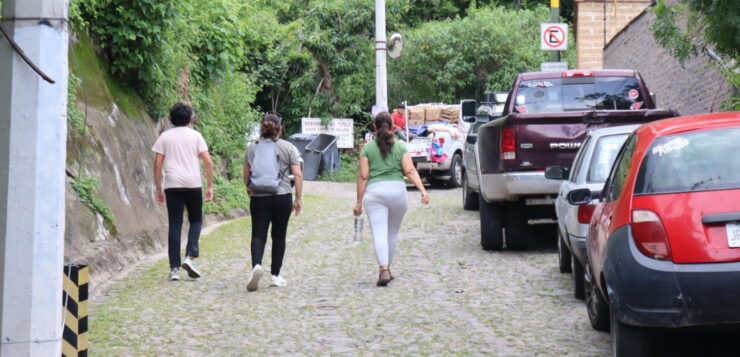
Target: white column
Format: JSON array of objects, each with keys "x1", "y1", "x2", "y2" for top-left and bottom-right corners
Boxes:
[
  {"x1": 0, "y1": 0, "x2": 68, "y2": 355},
  {"x1": 375, "y1": 0, "x2": 388, "y2": 111}
]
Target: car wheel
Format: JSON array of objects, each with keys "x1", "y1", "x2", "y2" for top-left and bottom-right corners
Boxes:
[
  {"x1": 584, "y1": 260, "x2": 610, "y2": 331},
  {"x1": 446, "y1": 153, "x2": 463, "y2": 188},
  {"x1": 479, "y1": 195, "x2": 503, "y2": 250},
  {"x1": 611, "y1": 309, "x2": 651, "y2": 357},
  {"x1": 558, "y1": 231, "x2": 573, "y2": 273},
  {"x1": 572, "y1": 256, "x2": 585, "y2": 300},
  {"x1": 503, "y1": 201, "x2": 529, "y2": 250},
  {"x1": 462, "y1": 173, "x2": 479, "y2": 211}
]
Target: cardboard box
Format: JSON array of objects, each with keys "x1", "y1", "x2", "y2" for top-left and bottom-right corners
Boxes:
[
  {"x1": 425, "y1": 107, "x2": 443, "y2": 122},
  {"x1": 440, "y1": 106, "x2": 460, "y2": 123},
  {"x1": 408, "y1": 106, "x2": 425, "y2": 124}
]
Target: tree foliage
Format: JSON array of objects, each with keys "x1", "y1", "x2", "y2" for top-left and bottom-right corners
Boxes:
[
  {"x1": 389, "y1": 6, "x2": 550, "y2": 104},
  {"x1": 651, "y1": 0, "x2": 739, "y2": 110}
]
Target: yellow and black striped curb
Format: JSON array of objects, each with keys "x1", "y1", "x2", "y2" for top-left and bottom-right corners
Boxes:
[{"x1": 62, "y1": 264, "x2": 88, "y2": 357}]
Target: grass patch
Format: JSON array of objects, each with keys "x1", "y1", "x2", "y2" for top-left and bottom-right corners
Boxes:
[{"x1": 317, "y1": 152, "x2": 359, "y2": 183}]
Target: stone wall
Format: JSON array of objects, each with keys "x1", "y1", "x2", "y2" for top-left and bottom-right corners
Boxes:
[
  {"x1": 603, "y1": 9, "x2": 736, "y2": 114},
  {"x1": 575, "y1": 0, "x2": 652, "y2": 69}
]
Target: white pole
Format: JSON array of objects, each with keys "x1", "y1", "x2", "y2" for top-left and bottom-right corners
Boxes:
[
  {"x1": 404, "y1": 100, "x2": 409, "y2": 140},
  {"x1": 0, "y1": 0, "x2": 68, "y2": 355},
  {"x1": 375, "y1": 0, "x2": 388, "y2": 111}
]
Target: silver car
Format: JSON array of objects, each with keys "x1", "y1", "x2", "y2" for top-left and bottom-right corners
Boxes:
[{"x1": 545, "y1": 124, "x2": 639, "y2": 300}]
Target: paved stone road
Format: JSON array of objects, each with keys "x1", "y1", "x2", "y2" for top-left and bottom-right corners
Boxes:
[{"x1": 90, "y1": 181, "x2": 611, "y2": 356}]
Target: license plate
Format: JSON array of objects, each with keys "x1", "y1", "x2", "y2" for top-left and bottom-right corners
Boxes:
[{"x1": 727, "y1": 222, "x2": 740, "y2": 248}]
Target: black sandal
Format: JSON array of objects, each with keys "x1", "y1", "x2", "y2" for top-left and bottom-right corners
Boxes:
[{"x1": 377, "y1": 269, "x2": 391, "y2": 286}]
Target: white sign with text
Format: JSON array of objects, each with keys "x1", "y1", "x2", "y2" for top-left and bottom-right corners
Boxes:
[{"x1": 301, "y1": 118, "x2": 355, "y2": 149}]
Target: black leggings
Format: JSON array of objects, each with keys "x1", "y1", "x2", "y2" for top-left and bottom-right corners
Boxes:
[
  {"x1": 249, "y1": 193, "x2": 293, "y2": 276},
  {"x1": 165, "y1": 188, "x2": 203, "y2": 269}
]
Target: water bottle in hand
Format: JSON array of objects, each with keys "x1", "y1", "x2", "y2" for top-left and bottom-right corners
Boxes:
[{"x1": 353, "y1": 215, "x2": 363, "y2": 243}]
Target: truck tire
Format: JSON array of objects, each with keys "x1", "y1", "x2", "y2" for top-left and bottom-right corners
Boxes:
[
  {"x1": 445, "y1": 153, "x2": 463, "y2": 188},
  {"x1": 479, "y1": 195, "x2": 503, "y2": 250},
  {"x1": 503, "y1": 201, "x2": 530, "y2": 250},
  {"x1": 462, "y1": 172, "x2": 479, "y2": 211}
]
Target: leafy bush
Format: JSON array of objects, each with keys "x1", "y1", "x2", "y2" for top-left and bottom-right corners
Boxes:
[
  {"x1": 192, "y1": 72, "x2": 261, "y2": 179},
  {"x1": 318, "y1": 152, "x2": 360, "y2": 183},
  {"x1": 203, "y1": 177, "x2": 249, "y2": 215},
  {"x1": 389, "y1": 5, "x2": 550, "y2": 104},
  {"x1": 67, "y1": 73, "x2": 87, "y2": 134},
  {"x1": 71, "y1": 175, "x2": 117, "y2": 235}
]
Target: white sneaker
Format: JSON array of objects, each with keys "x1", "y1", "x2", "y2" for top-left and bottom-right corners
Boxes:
[
  {"x1": 270, "y1": 275, "x2": 287, "y2": 287},
  {"x1": 182, "y1": 257, "x2": 201, "y2": 279},
  {"x1": 169, "y1": 268, "x2": 180, "y2": 281},
  {"x1": 246, "y1": 265, "x2": 264, "y2": 292}
]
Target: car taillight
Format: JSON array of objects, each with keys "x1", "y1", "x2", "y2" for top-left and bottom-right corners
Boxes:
[
  {"x1": 632, "y1": 209, "x2": 672, "y2": 261},
  {"x1": 577, "y1": 204, "x2": 596, "y2": 224},
  {"x1": 500, "y1": 128, "x2": 516, "y2": 161},
  {"x1": 562, "y1": 70, "x2": 594, "y2": 77}
]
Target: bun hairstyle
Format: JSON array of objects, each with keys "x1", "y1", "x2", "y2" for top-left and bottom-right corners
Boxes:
[
  {"x1": 374, "y1": 111, "x2": 395, "y2": 158},
  {"x1": 260, "y1": 112, "x2": 282, "y2": 140}
]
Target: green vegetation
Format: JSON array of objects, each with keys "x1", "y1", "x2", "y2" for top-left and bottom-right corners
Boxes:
[
  {"x1": 70, "y1": 175, "x2": 117, "y2": 235},
  {"x1": 64, "y1": 0, "x2": 577, "y2": 213},
  {"x1": 651, "y1": 0, "x2": 739, "y2": 110},
  {"x1": 318, "y1": 153, "x2": 361, "y2": 183}
]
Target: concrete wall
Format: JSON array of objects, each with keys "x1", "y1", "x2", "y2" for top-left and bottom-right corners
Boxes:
[
  {"x1": 603, "y1": 9, "x2": 736, "y2": 115},
  {"x1": 575, "y1": 0, "x2": 652, "y2": 69}
]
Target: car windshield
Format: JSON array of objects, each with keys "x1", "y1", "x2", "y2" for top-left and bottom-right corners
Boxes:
[
  {"x1": 587, "y1": 134, "x2": 629, "y2": 183},
  {"x1": 634, "y1": 127, "x2": 740, "y2": 195},
  {"x1": 514, "y1": 76, "x2": 644, "y2": 113}
]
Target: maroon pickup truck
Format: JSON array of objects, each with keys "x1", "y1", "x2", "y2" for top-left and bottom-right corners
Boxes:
[{"x1": 462, "y1": 69, "x2": 678, "y2": 251}]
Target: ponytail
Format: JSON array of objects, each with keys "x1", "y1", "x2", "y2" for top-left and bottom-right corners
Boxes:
[{"x1": 374, "y1": 112, "x2": 395, "y2": 158}]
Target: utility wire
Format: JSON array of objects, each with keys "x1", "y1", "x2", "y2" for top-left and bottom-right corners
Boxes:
[{"x1": 0, "y1": 24, "x2": 56, "y2": 84}]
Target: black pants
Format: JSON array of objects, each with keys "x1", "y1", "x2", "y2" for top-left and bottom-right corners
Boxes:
[
  {"x1": 250, "y1": 193, "x2": 292, "y2": 276},
  {"x1": 165, "y1": 188, "x2": 203, "y2": 269}
]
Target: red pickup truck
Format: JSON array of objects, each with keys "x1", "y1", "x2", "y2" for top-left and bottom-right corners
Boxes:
[{"x1": 462, "y1": 69, "x2": 678, "y2": 251}]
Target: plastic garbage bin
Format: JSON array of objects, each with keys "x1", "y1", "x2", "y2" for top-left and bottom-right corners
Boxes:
[
  {"x1": 288, "y1": 133, "x2": 317, "y2": 154},
  {"x1": 304, "y1": 133, "x2": 341, "y2": 180}
]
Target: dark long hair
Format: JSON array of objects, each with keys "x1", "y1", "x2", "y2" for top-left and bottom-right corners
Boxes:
[
  {"x1": 374, "y1": 112, "x2": 395, "y2": 158},
  {"x1": 260, "y1": 112, "x2": 282, "y2": 140}
]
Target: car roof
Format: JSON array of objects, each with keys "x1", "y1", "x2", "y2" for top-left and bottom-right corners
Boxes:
[
  {"x1": 587, "y1": 124, "x2": 641, "y2": 139},
  {"x1": 636, "y1": 112, "x2": 740, "y2": 138},
  {"x1": 518, "y1": 69, "x2": 637, "y2": 80}
]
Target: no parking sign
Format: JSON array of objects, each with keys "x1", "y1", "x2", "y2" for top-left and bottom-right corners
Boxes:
[{"x1": 541, "y1": 23, "x2": 568, "y2": 51}]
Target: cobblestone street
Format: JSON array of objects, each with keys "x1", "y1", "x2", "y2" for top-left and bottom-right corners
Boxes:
[{"x1": 90, "y1": 181, "x2": 610, "y2": 356}]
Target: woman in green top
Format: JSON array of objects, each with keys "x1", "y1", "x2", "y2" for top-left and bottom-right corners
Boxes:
[{"x1": 354, "y1": 112, "x2": 430, "y2": 286}]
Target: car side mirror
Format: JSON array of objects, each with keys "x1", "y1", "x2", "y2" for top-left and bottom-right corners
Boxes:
[
  {"x1": 567, "y1": 189, "x2": 593, "y2": 205},
  {"x1": 461, "y1": 99, "x2": 477, "y2": 122},
  {"x1": 545, "y1": 166, "x2": 569, "y2": 180},
  {"x1": 466, "y1": 133, "x2": 478, "y2": 145}
]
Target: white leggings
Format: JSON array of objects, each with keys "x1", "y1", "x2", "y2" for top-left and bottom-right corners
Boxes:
[{"x1": 363, "y1": 181, "x2": 408, "y2": 266}]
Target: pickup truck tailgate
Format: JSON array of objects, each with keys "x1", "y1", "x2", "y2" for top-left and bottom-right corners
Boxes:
[{"x1": 512, "y1": 110, "x2": 676, "y2": 170}]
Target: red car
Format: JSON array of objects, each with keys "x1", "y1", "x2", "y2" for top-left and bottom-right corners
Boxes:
[{"x1": 566, "y1": 112, "x2": 740, "y2": 355}]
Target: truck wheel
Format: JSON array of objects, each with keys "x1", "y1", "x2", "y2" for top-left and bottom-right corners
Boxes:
[
  {"x1": 503, "y1": 201, "x2": 530, "y2": 250},
  {"x1": 462, "y1": 172, "x2": 479, "y2": 211},
  {"x1": 479, "y1": 195, "x2": 503, "y2": 250},
  {"x1": 584, "y1": 260, "x2": 610, "y2": 331},
  {"x1": 445, "y1": 153, "x2": 463, "y2": 188},
  {"x1": 558, "y1": 231, "x2": 572, "y2": 273}
]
